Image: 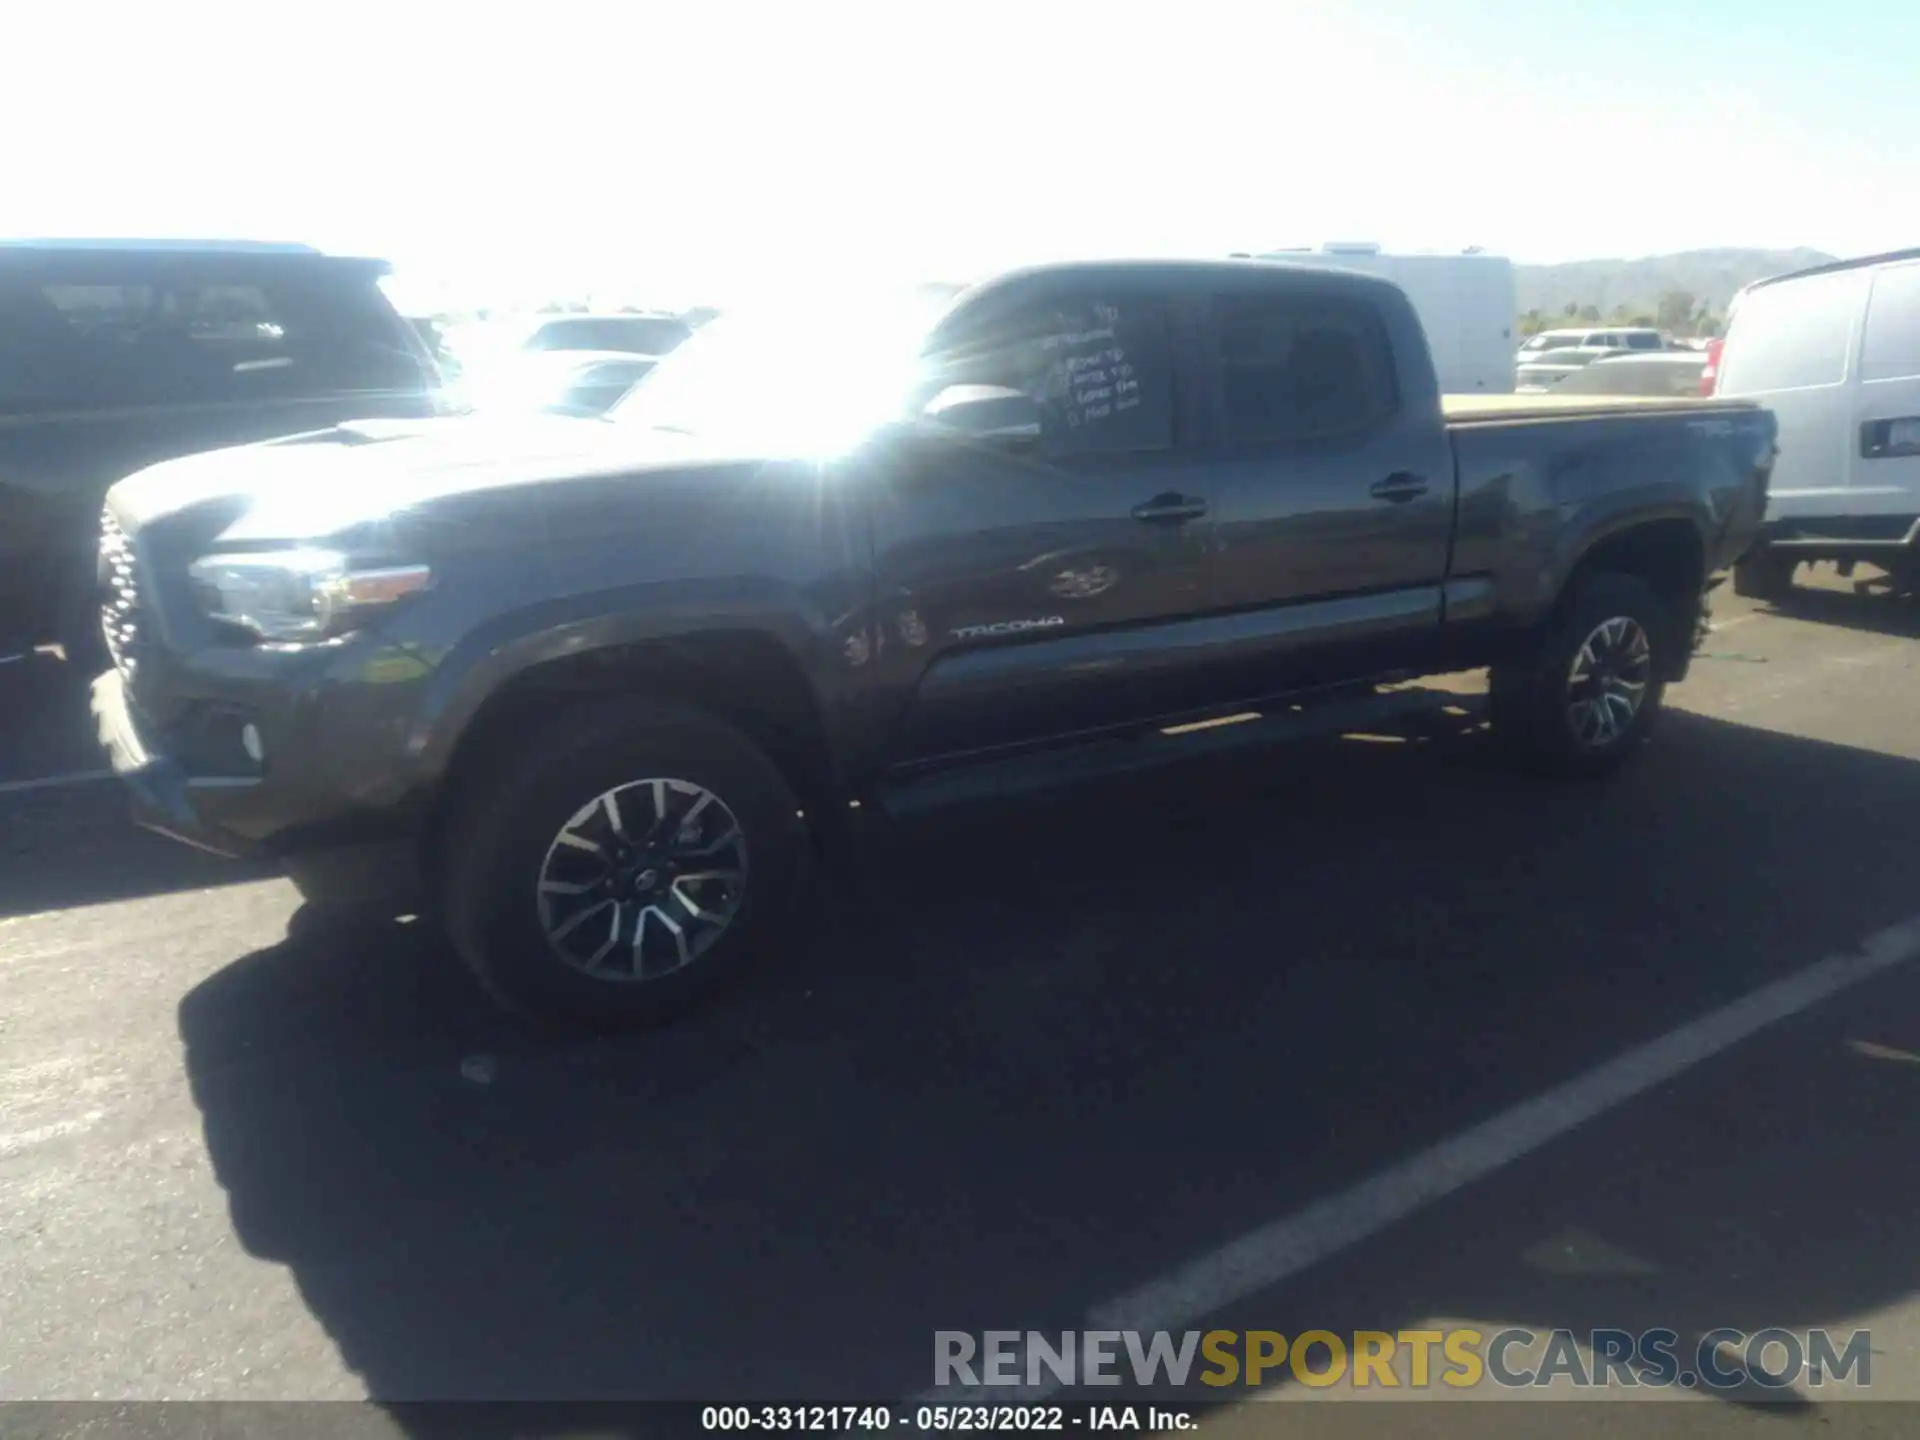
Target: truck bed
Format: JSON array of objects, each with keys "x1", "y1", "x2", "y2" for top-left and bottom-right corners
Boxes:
[{"x1": 1442, "y1": 393, "x2": 1763, "y2": 426}]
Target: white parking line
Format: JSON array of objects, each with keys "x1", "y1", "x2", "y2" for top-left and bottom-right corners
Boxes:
[
  {"x1": 919, "y1": 912, "x2": 1920, "y2": 1400},
  {"x1": 0, "y1": 770, "x2": 114, "y2": 798},
  {"x1": 1090, "y1": 913, "x2": 1920, "y2": 1334}
]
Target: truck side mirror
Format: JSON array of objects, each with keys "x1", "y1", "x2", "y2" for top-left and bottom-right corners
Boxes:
[{"x1": 919, "y1": 384, "x2": 1043, "y2": 446}]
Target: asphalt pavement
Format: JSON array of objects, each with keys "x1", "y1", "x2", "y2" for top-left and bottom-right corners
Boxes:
[{"x1": 4, "y1": 574, "x2": 1920, "y2": 1437}]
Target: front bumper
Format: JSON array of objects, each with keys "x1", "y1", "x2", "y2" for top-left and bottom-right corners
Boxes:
[
  {"x1": 92, "y1": 668, "x2": 427, "y2": 908},
  {"x1": 91, "y1": 668, "x2": 263, "y2": 858}
]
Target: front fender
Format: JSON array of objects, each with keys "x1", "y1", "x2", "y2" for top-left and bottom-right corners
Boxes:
[{"x1": 402, "y1": 579, "x2": 844, "y2": 783}]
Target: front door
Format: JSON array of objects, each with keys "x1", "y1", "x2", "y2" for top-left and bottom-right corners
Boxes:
[{"x1": 867, "y1": 284, "x2": 1219, "y2": 766}]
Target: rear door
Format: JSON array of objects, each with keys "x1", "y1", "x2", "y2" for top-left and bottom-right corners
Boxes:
[
  {"x1": 1198, "y1": 275, "x2": 1455, "y2": 697},
  {"x1": 871, "y1": 279, "x2": 1221, "y2": 764},
  {"x1": 1717, "y1": 267, "x2": 1868, "y2": 521},
  {"x1": 1849, "y1": 260, "x2": 1920, "y2": 526}
]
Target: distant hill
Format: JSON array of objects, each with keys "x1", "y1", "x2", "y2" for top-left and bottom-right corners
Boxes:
[{"x1": 1515, "y1": 248, "x2": 1837, "y2": 319}]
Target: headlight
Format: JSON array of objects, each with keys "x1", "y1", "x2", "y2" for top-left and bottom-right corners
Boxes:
[{"x1": 187, "y1": 549, "x2": 431, "y2": 643}]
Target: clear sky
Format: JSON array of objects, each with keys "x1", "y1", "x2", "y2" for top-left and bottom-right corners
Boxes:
[{"x1": 7, "y1": 0, "x2": 1915, "y2": 307}]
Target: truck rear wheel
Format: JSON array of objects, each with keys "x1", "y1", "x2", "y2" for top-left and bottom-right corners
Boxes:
[
  {"x1": 1731, "y1": 545, "x2": 1796, "y2": 602},
  {"x1": 439, "y1": 703, "x2": 806, "y2": 1032},
  {"x1": 1490, "y1": 572, "x2": 1669, "y2": 778}
]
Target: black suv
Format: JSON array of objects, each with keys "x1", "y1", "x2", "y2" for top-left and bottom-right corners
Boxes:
[{"x1": 0, "y1": 239, "x2": 443, "y2": 660}]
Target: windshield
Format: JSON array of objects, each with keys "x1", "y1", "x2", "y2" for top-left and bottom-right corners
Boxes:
[{"x1": 607, "y1": 288, "x2": 959, "y2": 451}]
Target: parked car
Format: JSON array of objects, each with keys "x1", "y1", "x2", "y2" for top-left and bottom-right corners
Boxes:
[
  {"x1": 92, "y1": 258, "x2": 1776, "y2": 1031},
  {"x1": 1516, "y1": 327, "x2": 1668, "y2": 366},
  {"x1": 0, "y1": 238, "x2": 444, "y2": 662},
  {"x1": 518, "y1": 313, "x2": 693, "y2": 359},
  {"x1": 1707, "y1": 248, "x2": 1920, "y2": 600},
  {"x1": 1545, "y1": 350, "x2": 1709, "y2": 399},
  {"x1": 1515, "y1": 345, "x2": 1620, "y2": 391},
  {"x1": 473, "y1": 349, "x2": 659, "y2": 417}
]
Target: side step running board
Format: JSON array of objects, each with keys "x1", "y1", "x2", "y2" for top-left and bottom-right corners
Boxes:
[{"x1": 875, "y1": 686, "x2": 1486, "y2": 820}]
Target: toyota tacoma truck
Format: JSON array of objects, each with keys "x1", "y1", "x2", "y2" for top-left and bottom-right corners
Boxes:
[{"x1": 90, "y1": 259, "x2": 1777, "y2": 1030}]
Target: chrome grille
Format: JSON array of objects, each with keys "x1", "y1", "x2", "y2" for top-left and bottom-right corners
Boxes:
[{"x1": 98, "y1": 506, "x2": 143, "y2": 678}]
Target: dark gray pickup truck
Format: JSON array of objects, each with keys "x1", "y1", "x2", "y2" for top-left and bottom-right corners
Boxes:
[{"x1": 91, "y1": 259, "x2": 1777, "y2": 1029}]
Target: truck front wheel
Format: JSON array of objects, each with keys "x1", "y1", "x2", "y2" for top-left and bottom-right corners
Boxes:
[
  {"x1": 1490, "y1": 572, "x2": 1670, "y2": 778},
  {"x1": 439, "y1": 703, "x2": 807, "y2": 1031}
]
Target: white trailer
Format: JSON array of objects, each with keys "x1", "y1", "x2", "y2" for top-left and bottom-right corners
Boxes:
[{"x1": 1243, "y1": 244, "x2": 1518, "y2": 395}]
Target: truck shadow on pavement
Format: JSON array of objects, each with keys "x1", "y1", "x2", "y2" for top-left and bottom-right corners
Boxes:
[
  {"x1": 1762, "y1": 577, "x2": 1920, "y2": 639},
  {"x1": 0, "y1": 781, "x2": 276, "y2": 920},
  {"x1": 177, "y1": 710, "x2": 1920, "y2": 1423}
]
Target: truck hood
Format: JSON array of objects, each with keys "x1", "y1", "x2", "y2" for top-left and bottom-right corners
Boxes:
[{"x1": 106, "y1": 414, "x2": 743, "y2": 542}]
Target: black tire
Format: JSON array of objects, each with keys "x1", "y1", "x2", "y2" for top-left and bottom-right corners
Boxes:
[
  {"x1": 55, "y1": 555, "x2": 107, "y2": 674},
  {"x1": 1731, "y1": 545, "x2": 1795, "y2": 603},
  {"x1": 1489, "y1": 571, "x2": 1670, "y2": 778},
  {"x1": 439, "y1": 703, "x2": 807, "y2": 1032}
]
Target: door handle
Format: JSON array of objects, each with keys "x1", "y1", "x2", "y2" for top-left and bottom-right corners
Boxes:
[
  {"x1": 1132, "y1": 493, "x2": 1208, "y2": 523},
  {"x1": 1862, "y1": 417, "x2": 1920, "y2": 459},
  {"x1": 1369, "y1": 472, "x2": 1429, "y2": 503}
]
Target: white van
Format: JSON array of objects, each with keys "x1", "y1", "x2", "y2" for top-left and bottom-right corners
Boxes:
[
  {"x1": 1247, "y1": 245, "x2": 1517, "y2": 394},
  {"x1": 1710, "y1": 249, "x2": 1920, "y2": 598}
]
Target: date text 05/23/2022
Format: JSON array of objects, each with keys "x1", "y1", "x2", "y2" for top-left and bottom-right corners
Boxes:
[{"x1": 701, "y1": 1406, "x2": 1192, "y2": 1433}]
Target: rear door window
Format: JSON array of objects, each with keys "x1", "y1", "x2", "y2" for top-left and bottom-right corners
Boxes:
[
  {"x1": 1718, "y1": 270, "x2": 1866, "y2": 392},
  {"x1": 1860, "y1": 263, "x2": 1920, "y2": 383},
  {"x1": 1627, "y1": 331, "x2": 1663, "y2": 350},
  {"x1": 1212, "y1": 292, "x2": 1399, "y2": 446}
]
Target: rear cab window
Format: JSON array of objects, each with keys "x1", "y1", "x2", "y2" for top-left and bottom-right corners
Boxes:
[
  {"x1": 1210, "y1": 290, "x2": 1399, "y2": 447},
  {"x1": 1718, "y1": 269, "x2": 1868, "y2": 392},
  {"x1": 0, "y1": 259, "x2": 433, "y2": 416}
]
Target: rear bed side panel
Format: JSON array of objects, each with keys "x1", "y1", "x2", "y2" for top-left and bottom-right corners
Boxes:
[{"x1": 1447, "y1": 406, "x2": 1776, "y2": 631}]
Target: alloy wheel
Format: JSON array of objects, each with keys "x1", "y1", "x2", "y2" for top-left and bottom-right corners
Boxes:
[
  {"x1": 535, "y1": 777, "x2": 749, "y2": 981},
  {"x1": 1565, "y1": 615, "x2": 1653, "y2": 749}
]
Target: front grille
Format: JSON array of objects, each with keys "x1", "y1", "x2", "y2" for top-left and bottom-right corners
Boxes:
[{"x1": 98, "y1": 506, "x2": 143, "y2": 678}]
